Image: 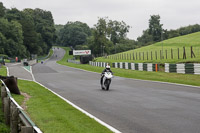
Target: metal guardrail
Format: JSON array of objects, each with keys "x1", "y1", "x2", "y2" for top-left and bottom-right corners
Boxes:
[
  {"x1": 67, "y1": 59, "x2": 81, "y2": 64},
  {"x1": 0, "y1": 79, "x2": 42, "y2": 133}
]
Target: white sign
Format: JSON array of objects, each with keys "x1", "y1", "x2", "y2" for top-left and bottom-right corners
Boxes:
[{"x1": 73, "y1": 50, "x2": 91, "y2": 55}]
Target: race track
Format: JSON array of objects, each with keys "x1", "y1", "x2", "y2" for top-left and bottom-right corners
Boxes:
[{"x1": 32, "y1": 48, "x2": 200, "y2": 133}]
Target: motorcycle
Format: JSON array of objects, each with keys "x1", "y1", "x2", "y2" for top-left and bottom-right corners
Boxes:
[{"x1": 101, "y1": 72, "x2": 113, "y2": 90}]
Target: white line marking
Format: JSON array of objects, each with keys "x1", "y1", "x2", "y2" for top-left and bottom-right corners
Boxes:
[
  {"x1": 34, "y1": 80, "x2": 121, "y2": 133},
  {"x1": 18, "y1": 78, "x2": 33, "y2": 81},
  {"x1": 30, "y1": 66, "x2": 35, "y2": 82},
  {"x1": 22, "y1": 66, "x2": 35, "y2": 81},
  {"x1": 22, "y1": 66, "x2": 31, "y2": 73},
  {"x1": 25, "y1": 62, "x2": 121, "y2": 132},
  {"x1": 6, "y1": 66, "x2": 9, "y2": 76}
]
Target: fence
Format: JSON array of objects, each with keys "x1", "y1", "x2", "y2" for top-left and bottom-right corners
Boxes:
[
  {"x1": 89, "y1": 61, "x2": 159, "y2": 72},
  {"x1": 0, "y1": 79, "x2": 42, "y2": 133},
  {"x1": 106, "y1": 46, "x2": 200, "y2": 62}
]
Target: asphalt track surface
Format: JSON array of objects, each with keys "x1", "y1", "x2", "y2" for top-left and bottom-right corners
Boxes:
[{"x1": 8, "y1": 48, "x2": 200, "y2": 133}]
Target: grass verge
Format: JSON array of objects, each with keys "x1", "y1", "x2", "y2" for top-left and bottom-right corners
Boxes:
[
  {"x1": 12, "y1": 80, "x2": 112, "y2": 133},
  {"x1": 0, "y1": 65, "x2": 10, "y2": 133},
  {"x1": 96, "y1": 32, "x2": 200, "y2": 64},
  {"x1": 0, "y1": 65, "x2": 7, "y2": 76},
  {"x1": 37, "y1": 49, "x2": 53, "y2": 62},
  {"x1": 57, "y1": 47, "x2": 200, "y2": 87}
]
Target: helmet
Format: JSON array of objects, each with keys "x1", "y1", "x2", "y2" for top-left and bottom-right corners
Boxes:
[{"x1": 106, "y1": 65, "x2": 110, "y2": 70}]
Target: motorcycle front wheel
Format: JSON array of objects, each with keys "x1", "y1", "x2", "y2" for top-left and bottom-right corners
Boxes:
[{"x1": 105, "y1": 79, "x2": 111, "y2": 90}]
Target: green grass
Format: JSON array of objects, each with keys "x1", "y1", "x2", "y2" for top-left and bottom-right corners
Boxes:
[
  {"x1": 57, "y1": 47, "x2": 73, "y2": 63},
  {"x1": 12, "y1": 80, "x2": 112, "y2": 133},
  {"x1": 0, "y1": 65, "x2": 7, "y2": 76},
  {"x1": 96, "y1": 32, "x2": 200, "y2": 63},
  {"x1": 57, "y1": 46, "x2": 200, "y2": 87},
  {"x1": 4, "y1": 60, "x2": 10, "y2": 63},
  {"x1": 0, "y1": 66, "x2": 10, "y2": 133},
  {"x1": 37, "y1": 49, "x2": 54, "y2": 62}
]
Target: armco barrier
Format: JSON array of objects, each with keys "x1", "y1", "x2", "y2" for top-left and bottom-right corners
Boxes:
[
  {"x1": 89, "y1": 61, "x2": 159, "y2": 72},
  {"x1": 68, "y1": 59, "x2": 81, "y2": 64},
  {"x1": 165, "y1": 63, "x2": 200, "y2": 75},
  {"x1": 0, "y1": 79, "x2": 42, "y2": 133}
]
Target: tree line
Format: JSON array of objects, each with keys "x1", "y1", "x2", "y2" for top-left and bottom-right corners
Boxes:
[
  {"x1": 137, "y1": 15, "x2": 200, "y2": 47},
  {"x1": 0, "y1": 2, "x2": 56, "y2": 59},
  {"x1": 56, "y1": 18, "x2": 132, "y2": 56},
  {"x1": 56, "y1": 15, "x2": 200, "y2": 57},
  {"x1": 1, "y1": 1, "x2": 199, "y2": 59}
]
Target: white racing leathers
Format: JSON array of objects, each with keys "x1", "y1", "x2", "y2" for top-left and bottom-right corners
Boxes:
[{"x1": 101, "y1": 72, "x2": 113, "y2": 90}]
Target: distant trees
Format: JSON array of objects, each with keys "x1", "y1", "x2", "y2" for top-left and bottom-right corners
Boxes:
[
  {"x1": 0, "y1": 2, "x2": 5, "y2": 17},
  {"x1": 136, "y1": 15, "x2": 200, "y2": 47},
  {"x1": 148, "y1": 15, "x2": 163, "y2": 42},
  {"x1": 57, "y1": 21, "x2": 91, "y2": 47},
  {"x1": 0, "y1": 7, "x2": 26, "y2": 58},
  {"x1": 90, "y1": 17, "x2": 130, "y2": 56},
  {"x1": 56, "y1": 18, "x2": 133, "y2": 56},
  {"x1": 0, "y1": 2, "x2": 56, "y2": 58},
  {"x1": 56, "y1": 13, "x2": 200, "y2": 57}
]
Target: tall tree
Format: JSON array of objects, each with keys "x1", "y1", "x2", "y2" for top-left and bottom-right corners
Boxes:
[
  {"x1": 91, "y1": 17, "x2": 130, "y2": 55},
  {"x1": 0, "y1": 2, "x2": 5, "y2": 18},
  {"x1": 24, "y1": 8, "x2": 57, "y2": 54},
  {"x1": 0, "y1": 18, "x2": 26, "y2": 57},
  {"x1": 148, "y1": 15, "x2": 163, "y2": 42},
  {"x1": 20, "y1": 11, "x2": 38, "y2": 55},
  {"x1": 58, "y1": 21, "x2": 91, "y2": 47},
  {"x1": 137, "y1": 29, "x2": 153, "y2": 46},
  {"x1": 5, "y1": 8, "x2": 21, "y2": 21}
]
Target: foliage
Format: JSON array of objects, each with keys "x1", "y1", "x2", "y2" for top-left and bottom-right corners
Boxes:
[
  {"x1": 137, "y1": 14, "x2": 200, "y2": 48},
  {"x1": 137, "y1": 29, "x2": 154, "y2": 47},
  {"x1": 107, "y1": 19, "x2": 130, "y2": 45},
  {"x1": 0, "y1": 17, "x2": 26, "y2": 58},
  {"x1": 0, "y1": 2, "x2": 56, "y2": 58},
  {"x1": 0, "y1": 2, "x2": 5, "y2": 18},
  {"x1": 57, "y1": 21, "x2": 91, "y2": 47},
  {"x1": 89, "y1": 17, "x2": 130, "y2": 56},
  {"x1": 55, "y1": 24, "x2": 64, "y2": 33},
  {"x1": 109, "y1": 39, "x2": 136, "y2": 53},
  {"x1": 54, "y1": 24, "x2": 64, "y2": 44},
  {"x1": 148, "y1": 15, "x2": 163, "y2": 42}
]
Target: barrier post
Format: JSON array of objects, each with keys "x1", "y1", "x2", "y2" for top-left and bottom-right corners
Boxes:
[
  {"x1": 10, "y1": 102, "x2": 19, "y2": 133},
  {"x1": 4, "y1": 97, "x2": 10, "y2": 125},
  {"x1": 155, "y1": 64, "x2": 158, "y2": 72},
  {"x1": 1, "y1": 85, "x2": 7, "y2": 112}
]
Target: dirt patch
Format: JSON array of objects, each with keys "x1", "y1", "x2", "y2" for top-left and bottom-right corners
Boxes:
[{"x1": 21, "y1": 92, "x2": 31, "y2": 111}]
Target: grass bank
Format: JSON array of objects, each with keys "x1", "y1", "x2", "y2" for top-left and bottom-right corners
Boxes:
[
  {"x1": 0, "y1": 66, "x2": 10, "y2": 133},
  {"x1": 12, "y1": 80, "x2": 112, "y2": 133},
  {"x1": 57, "y1": 47, "x2": 200, "y2": 87},
  {"x1": 96, "y1": 32, "x2": 200, "y2": 63}
]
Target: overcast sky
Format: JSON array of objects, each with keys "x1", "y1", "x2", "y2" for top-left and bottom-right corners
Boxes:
[{"x1": 1, "y1": 0, "x2": 200, "y2": 39}]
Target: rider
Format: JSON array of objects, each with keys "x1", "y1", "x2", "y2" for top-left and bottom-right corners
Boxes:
[{"x1": 101, "y1": 64, "x2": 113, "y2": 85}]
